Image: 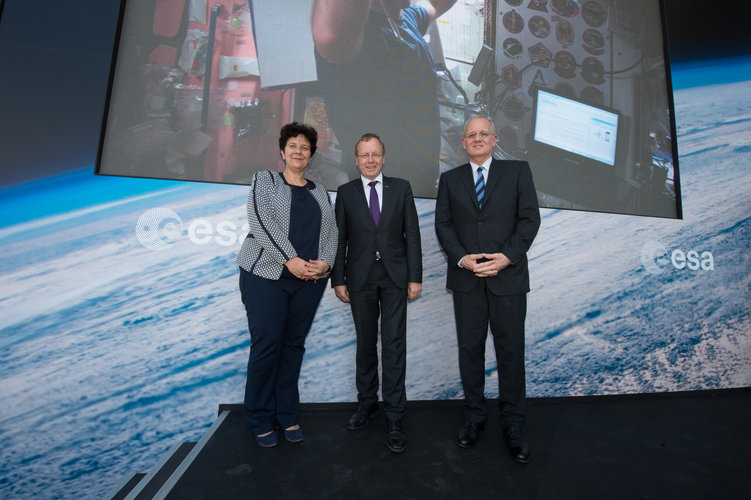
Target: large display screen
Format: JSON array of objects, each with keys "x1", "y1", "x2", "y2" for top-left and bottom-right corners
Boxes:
[{"x1": 96, "y1": 0, "x2": 681, "y2": 218}]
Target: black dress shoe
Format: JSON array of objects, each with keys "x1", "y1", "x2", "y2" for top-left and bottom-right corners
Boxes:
[
  {"x1": 503, "y1": 425, "x2": 530, "y2": 464},
  {"x1": 386, "y1": 419, "x2": 407, "y2": 453},
  {"x1": 347, "y1": 404, "x2": 378, "y2": 430},
  {"x1": 456, "y1": 421, "x2": 484, "y2": 448}
]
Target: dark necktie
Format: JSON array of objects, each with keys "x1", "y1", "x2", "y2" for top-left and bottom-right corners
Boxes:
[
  {"x1": 475, "y1": 166, "x2": 485, "y2": 208},
  {"x1": 368, "y1": 180, "x2": 380, "y2": 227}
]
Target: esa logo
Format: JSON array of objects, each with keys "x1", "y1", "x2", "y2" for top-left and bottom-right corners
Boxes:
[
  {"x1": 136, "y1": 208, "x2": 248, "y2": 251},
  {"x1": 640, "y1": 240, "x2": 715, "y2": 275}
]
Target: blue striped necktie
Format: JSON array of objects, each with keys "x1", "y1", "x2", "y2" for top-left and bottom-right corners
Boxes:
[{"x1": 475, "y1": 166, "x2": 485, "y2": 208}]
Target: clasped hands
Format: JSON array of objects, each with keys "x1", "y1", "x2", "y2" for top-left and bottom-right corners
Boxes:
[
  {"x1": 334, "y1": 282, "x2": 422, "y2": 304},
  {"x1": 285, "y1": 256, "x2": 329, "y2": 281},
  {"x1": 461, "y1": 253, "x2": 512, "y2": 277}
]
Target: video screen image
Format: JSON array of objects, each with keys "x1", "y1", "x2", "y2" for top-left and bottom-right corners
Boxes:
[
  {"x1": 97, "y1": 0, "x2": 681, "y2": 218},
  {"x1": 533, "y1": 89, "x2": 619, "y2": 167}
]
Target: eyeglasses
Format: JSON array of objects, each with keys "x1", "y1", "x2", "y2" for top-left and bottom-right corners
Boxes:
[
  {"x1": 464, "y1": 131, "x2": 495, "y2": 140},
  {"x1": 356, "y1": 153, "x2": 384, "y2": 160}
]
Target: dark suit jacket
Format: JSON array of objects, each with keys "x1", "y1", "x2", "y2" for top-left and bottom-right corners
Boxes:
[
  {"x1": 332, "y1": 176, "x2": 422, "y2": 291},
  {"x1": 435, "y1": 159, "x2": 540, "y2": 295}
]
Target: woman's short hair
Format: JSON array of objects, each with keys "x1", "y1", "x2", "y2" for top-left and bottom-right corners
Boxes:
[{"x1": 279, "y1": 122, "x2": 318, "y2": 156}]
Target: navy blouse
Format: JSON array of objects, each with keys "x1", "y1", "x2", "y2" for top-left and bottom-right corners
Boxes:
[{"x1": 281, "y1": 175, "x2": 322, "y2": 279}]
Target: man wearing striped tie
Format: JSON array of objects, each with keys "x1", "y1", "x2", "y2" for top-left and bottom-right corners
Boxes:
[{"x1": 435, "y1": 117, "x2": 540, "y2": 463}]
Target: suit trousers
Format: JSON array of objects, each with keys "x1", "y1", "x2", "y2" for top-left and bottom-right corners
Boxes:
[
  {"x1": 452, "y1": 279, "x2": 527, "y2": 428},
  {"x1": 349, "y1": 260, "x2": 408, "y2": 421},
  {"x1": 239, "y1": 269, "x2": 327, "y2": 435}
]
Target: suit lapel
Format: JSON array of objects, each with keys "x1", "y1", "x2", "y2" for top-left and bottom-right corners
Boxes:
[
  {"x1": 482, "y1": 158, "x2": 502, "y2": 207},
  {"x1": 378, "y1": 176, "x2": 396, "y2": 229},
  {"x1": 460, "y1": 163, "x2": 482, "y2": 210}
]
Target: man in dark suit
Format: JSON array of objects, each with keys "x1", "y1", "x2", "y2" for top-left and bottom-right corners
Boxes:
[
  {"x1": 332, "y1": 133, "x2": 422, "y2": 453},
  {"x1": 435, "y1": 117, "x2": 540, "y2": 463}
]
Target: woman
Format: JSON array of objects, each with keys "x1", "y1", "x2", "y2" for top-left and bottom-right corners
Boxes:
[{"x1": 237, "y1": 122, "x2": 338, "y2": 447}]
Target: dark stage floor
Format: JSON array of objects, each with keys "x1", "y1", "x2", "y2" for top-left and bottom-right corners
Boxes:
[{"x1": 115, "y1": 389, "x2": 751, "y2": 499}]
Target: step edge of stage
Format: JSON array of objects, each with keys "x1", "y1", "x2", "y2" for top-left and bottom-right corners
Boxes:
[
  {"x1": 215, "y1": 387, "x2": 750, "y2": 416},
  {"x1": 150, "y1": 410, "x2": 231, "y2": 500},
  {"x1": 108, "y1": 472, "x2": 146, "y2": 500}
]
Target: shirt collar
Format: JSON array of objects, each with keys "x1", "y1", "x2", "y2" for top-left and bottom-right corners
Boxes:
[
  {"x1": 360, "y1": 173, "x2": 384, "y2": 188},
  {"x1": 469, "y1": 156, "x2": 493, "y2": 174}
]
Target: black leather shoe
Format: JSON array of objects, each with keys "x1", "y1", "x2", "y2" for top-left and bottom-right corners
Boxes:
[
  {"x1": 347, "y1": 405, "x2": 378, "y2": 430},
  {"x1": 504, "y1": 425, "x2": 530, "y2": 464},
  {"x1": 386, "y1": 419, "x2": 407, "y2": 453},
  {"x1": 456, "y1": 421, "x2": 484, "y2": 448}
]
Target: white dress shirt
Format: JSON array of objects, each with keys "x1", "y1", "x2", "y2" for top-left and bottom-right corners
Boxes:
[{"x1": 469, "y1": 155, "x2": 493, "y2": 183}]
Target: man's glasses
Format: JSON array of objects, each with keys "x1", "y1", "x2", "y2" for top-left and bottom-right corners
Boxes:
[
  {"x1": 357, "y1": 153, "x2": 384, "y2": 160},
  {"x1": 464, "y1": 131, "x2": 494, "y2": 140}
]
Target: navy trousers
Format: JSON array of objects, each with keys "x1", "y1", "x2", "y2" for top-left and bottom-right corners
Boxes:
[
  {"x1": 348, "y1": 260, "x2": 408, "y2": 421},
  {"x1": 239, "y1": 268, "x2": 327, "y2": 435}
]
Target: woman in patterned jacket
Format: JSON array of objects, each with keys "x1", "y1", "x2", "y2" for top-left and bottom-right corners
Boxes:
[{"x1": 237, "y1": 122, "x2": 338, "y2": 447}]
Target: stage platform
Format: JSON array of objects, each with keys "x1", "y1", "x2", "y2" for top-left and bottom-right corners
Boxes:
[{"x1": 112, "y1": 388, "x2": 751, "y2": 499}]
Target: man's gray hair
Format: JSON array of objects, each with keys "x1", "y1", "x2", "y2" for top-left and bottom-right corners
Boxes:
[{"x1": 463, "y1": 116, "x2": 496, "y2": 137}]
